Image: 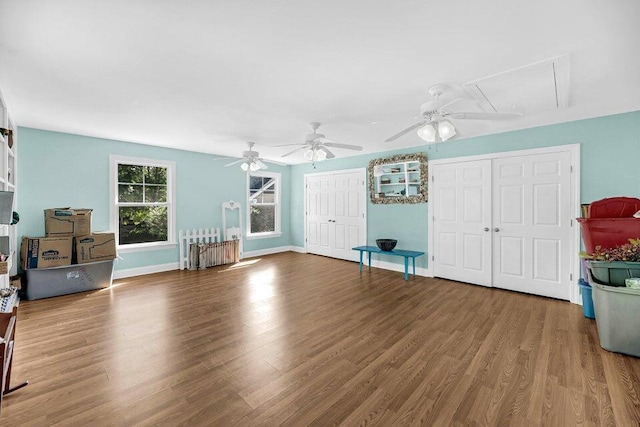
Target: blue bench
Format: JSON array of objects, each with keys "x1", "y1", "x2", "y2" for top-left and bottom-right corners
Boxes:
[{"x1": 352, "y1": 245, "x2": 425, "y2": 280}]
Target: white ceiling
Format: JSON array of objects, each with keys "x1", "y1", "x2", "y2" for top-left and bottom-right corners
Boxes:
[{"x1": 1, "y1": 0, "x2": 639, "y2": 164}]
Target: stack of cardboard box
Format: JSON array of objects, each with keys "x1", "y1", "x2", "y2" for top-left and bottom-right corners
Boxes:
[{"x1": 21, "y1": 208, "x2": 116, "y2": 270}]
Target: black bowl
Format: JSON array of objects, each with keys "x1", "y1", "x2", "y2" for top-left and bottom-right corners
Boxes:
[{"x1": 376, "y1": 239, "x2": 397, "y2": 251}]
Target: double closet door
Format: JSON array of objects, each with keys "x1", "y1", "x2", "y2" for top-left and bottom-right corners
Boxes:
[
  {"x1": 305, "y1": 169, "x2": 366, "y2": 262},
  {"x1": 432, "y1": 150, "x2": 573, "y2": 300}
]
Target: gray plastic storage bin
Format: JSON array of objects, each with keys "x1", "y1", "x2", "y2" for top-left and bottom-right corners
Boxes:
[
  {"x1": 592, "y1": 282, "x2": 640, "y2": 357},
  {"x1": 25, "y1": 259, "x2": 115, "y2": 300}
]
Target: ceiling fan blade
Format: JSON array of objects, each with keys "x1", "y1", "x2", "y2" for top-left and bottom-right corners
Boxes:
[
  {"x1": 385, "y1": 120, "x2": 426, "y2": 142},
  {"x1": 271, "y1": 143, "x2": 307, "y2": 147},
  {"x1": 211, "y1": 156, "x2": 236, "y2": 161},
  {"x1": 438, "y1": 98, "x2": 466, "y2": 112},
  {"x1": 255, "y1": 160, "x2": 268, "y2": 170},
  {"x1": 318, "y1": 146, "x2": 335, "y2": 159},
  {"x1": 224, "y1": 159, "x2": 245, "y2": 167},
  {"x1": 281, "y1": 146, "x2": 309, "y2": 157},
  {"x1": 322, "y1": 142, "x2": 363, "y2": 151},
  {"x1": 449, "y1": 112, "x2": 522, "y2": 120},
  {"x1": 259, "y1": 157, "x2": 288, "y2": 166}
]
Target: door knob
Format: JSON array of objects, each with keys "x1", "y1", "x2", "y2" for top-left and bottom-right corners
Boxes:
[
  {"x1": 483, "y1": 227, "x2": 489, "y2": 232},
  {"x1": 493, "y1": 227, "x2": 500, "y2": 232}
]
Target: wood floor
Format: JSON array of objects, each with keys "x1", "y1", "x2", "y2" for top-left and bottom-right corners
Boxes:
[{"x1": 2, "y1": 252, "x2": 640, "y2": 426}]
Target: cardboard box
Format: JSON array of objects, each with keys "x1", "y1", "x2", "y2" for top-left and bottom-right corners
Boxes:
[
  {"x1": 21, "y1": 236, "x2": 73, "y2": 269},
  {"x1": 0, "y1": 235, "x2": 9, "y2": 274},
  {"x1": 74, "y1": 233, "x2": 116, "y2": 264},
  {"x1": 10, "y1": 275, "x2": 21, "y2": 290},
  {"x1": 0, "y1": 256, "x2": 10, "y2": 274},
  {"x1": 44, "y1": 208, "x2": 92, "y2": 237}
]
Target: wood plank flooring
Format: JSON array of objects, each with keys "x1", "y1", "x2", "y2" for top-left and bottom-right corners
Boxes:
[{"x1": 2, "y1": 251, "x2": 640, "y2": 426}]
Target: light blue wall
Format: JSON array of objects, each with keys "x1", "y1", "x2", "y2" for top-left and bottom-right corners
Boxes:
[
  {"x1": 290, "y1": 111, "x2": 640, "y2": 268},
  {"x1": 18, "y1": 111, "x2": 640, "y2": 272},
  {"x1": 290, "y1": 147, "x2": 431, "y2": 269},
  {"x1": 17, "y1": 127, "x2": 291, "y2": 272}
]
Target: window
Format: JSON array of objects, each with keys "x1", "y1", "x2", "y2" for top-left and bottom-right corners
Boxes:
[
  {"x1": 110, "y1": 155, "x2": 176, "y2": 250},
  {"x1": 247, "y1": 171, "x2": 281, "y2": 238}
]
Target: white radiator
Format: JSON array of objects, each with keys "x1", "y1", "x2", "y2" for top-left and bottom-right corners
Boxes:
[
  {"x1": 189, "y1": 240, "x2": 239, "y2": 270},
  {"x1": 179, "y1": 228, "x2": 239, "y2": 270},
  {"x1": 179, "y1": 228, "x2": 219, "y2": 270}
]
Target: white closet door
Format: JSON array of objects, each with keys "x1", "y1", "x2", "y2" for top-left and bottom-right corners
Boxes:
[
  {"x1": 305, "y1": 169, "x2": 366, "y2": 261},
  {"x1": 306, "y1": 175, "x2": 333, "y2": 257},
  {"x1": 492, "y1": 152, "x2": 572, "y2": 300},
  {"x1": 331, "y1": 171, "x2": 366, "y2": 261},
  {"x1": 432, "y1": 160, "x2": 492, "y2": 286}
]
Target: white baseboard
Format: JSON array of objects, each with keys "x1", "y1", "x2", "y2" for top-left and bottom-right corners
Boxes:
[
  {"x1": 112, "y1": 246, "x2": 304, "y2": 279},
  {"x1": 113, "y1": 262, "x2": 179, "y2": 279},
  {"x1": 304, "y1": 250, "x2": 432, "y2": 278},
  {"x1": 366, "y1": 258, "x2": 432, "y2": 278},
  {"x1": 243, "y1": 245, "x2": 299, "y2": 258},
  {"x1": 111, "y1": 249, "x2": 433, "y2": 280}
]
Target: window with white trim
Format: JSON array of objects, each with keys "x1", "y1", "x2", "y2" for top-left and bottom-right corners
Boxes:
[
  {"x1": 247, "y1": 171, "x2": 281, "y2": 238},
  {"x1": 110, "y1": 155, "x2": 176, "y2": 250}
]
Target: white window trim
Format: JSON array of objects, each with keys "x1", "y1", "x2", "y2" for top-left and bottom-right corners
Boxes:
[
  {"x1": 109, "y1": 155, "x2": 177, "y2": 253},
  {"x1": 246, "y1": 170, "x2": 281, "y2": 239}
]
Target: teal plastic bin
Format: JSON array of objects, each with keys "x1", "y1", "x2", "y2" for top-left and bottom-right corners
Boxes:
[
  {"x1": 588, "y1": 260, "x2": 640, "y2": 287},
  {"x1": 579, "y1": 279, "x2": 595, "y2": 319}
]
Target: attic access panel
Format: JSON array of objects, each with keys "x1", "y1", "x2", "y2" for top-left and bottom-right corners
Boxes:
[{"x1": 464, "y1": 55, "x2": 570, "y2": 115}]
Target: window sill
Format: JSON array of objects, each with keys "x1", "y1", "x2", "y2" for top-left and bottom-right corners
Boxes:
[
  {"x1": 246, "y1": 232, "x2": 282, "y2": 240},
  {"x1": 118, "y1": 241, "x2": 178, "y2": 253}
]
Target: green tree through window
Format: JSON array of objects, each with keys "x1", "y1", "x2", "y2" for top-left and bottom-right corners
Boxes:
[{"x1": 117, "y1": 164, "x2": 169, "y2": 245}]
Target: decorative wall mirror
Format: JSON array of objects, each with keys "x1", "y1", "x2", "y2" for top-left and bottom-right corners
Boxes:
[{"x1": 368, "y1": 153, "x2": 428, "y2": 204}]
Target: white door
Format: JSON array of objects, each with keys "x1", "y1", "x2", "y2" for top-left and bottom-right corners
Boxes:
[
  {"x1": 306, "y1": 170, "x2": 366, "y2": 261},
  {"x1": 432, "y1": 150, "x2": 573, "y2": 300},
  {"x1": 306, "y1": 175, "x2": 333, "y2": 257},
  {"x1": 432, "y1": 160, "x2": 492, "y2": 286},
  {"x1": 331, "y1": 172, "x2": 367, "y2": 261},
  {"x1": 492, "y1": 152, "x2": 572, "y2": 300}
]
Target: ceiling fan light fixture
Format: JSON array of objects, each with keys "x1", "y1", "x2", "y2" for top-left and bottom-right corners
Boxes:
[
  {"x1": 249, "y1": 161, "x2": 261, "y2": 172},
  {"x1": 438, "y1": 120, "x2": 456, "y2": 141},
  {"x1": 303, "y1": 149, "x2": 314, "y2": 161},
  {"x1": 316, "y1": 148, "x2": 327, "y2": 161},
  {"x1": 304, "y1": 148, "x2": 327, "y2": 162},
  {"x1": 417, "y1": 123, "x2": 436, "y2": 142},
  {"x1": 278, "y1": 123, "x2": 361, "y2": 160},
  {"x1": 240, "y1": 162, "x2": 250, "y2": 171}
]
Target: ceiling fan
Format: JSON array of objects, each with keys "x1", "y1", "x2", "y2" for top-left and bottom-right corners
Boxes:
[
  {"x1": 274, "y1": 122, "x2": 363, "y2": 161},
  {"x1": 385, "y1": 83, "x2": 522, "y2": 143},
  {"x1": 214, "y1": 141, "x2": 286, "y2": 171}
]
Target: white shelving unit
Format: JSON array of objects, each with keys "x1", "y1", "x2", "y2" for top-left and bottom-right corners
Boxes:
[
  {"x1": 0, "y1": 88, "x2": 17, "y2": 281},
  {"x1": 374, "y1": 160, "x2": 421, "y2": 198}
]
